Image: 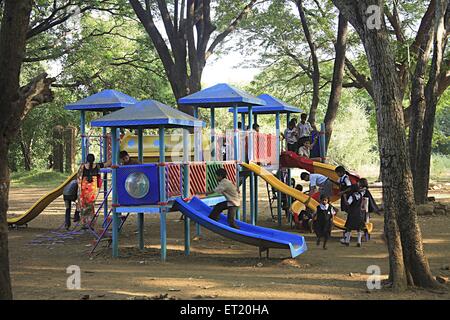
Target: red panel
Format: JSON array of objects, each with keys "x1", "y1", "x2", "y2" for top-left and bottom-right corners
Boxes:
[{"x1": 188, "y1": 163, "x2": 206, "y2": 196}]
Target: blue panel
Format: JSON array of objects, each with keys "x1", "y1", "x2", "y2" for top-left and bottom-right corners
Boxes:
[
  {"x1": 117, "y1": 164, "x2": 159, "y2": 206},
  {"x1": 65, "y1": 89, "x2": 137, "y2": 111},
  {"x1": 178, "y1": 83, "x2": 266, "y2": 107}
]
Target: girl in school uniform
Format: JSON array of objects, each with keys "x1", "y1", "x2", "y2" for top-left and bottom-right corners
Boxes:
[
  {"x1": 313, "y1": 194, "x2": 336, "y2": 250},
  {"x1": 340, "y1": 184, "x2": 365, "y2": 247},
  {"x1": 335, "y1": 166, "x2": 353, "y2": 213},
  {"x1": 358, "y1": 178, "x2": 381, "y2": 224}
]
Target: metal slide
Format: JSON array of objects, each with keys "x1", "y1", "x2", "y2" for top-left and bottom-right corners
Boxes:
[
  {"x1": 7, "y1": 172, "x2": 77, "y2": 226},
  {"x1": 174, "y1": 197, "x2": 307, "y2": 258}
]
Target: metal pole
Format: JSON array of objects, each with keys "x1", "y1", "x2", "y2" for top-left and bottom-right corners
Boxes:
[
  {"x1": 286, "y1": 113, "x2": 292, "y2": 224},
  {"x1": 80, "y1": 111, "x2": 86, "y2": 162},
  {"x1": 233, "y1": 106, "x2": 240, "y2": 220},
  {"x1": 111, "y1": 127, "x2": 119, "y2": 257},
  {"x1": 159, "y1": 127, "x2": 167, "y2": 261},
  {"x1": 183, "y1": 128, "x2": 190, "y2": 256},
  {"x1": 102, "y1": 126, "x2": 108, "y2": 225},
  {"x1": 254, "y1": 113, "x2": 258, "y2": 223},
  {"x1": 210, "y1": 108, "x2": 215, "y2": 161},
  {"x1": 241, "y1": 112, "x2": 246, "y2": 221},
  {"x1": 276, "y1": 112, "x2": 282, "y2": 227},
  {"x1": 320, "y1": 123, "x2": 327, "y2": 163},
  {"x1": 248, "y1": 106, "x2": 255, "y2": 225},
  {"x1": 137, "y1": 127, "x2": 144, "y2": 250},
  {"x1": 193, "y1": 107, "x2": 201, "y2": 236}
]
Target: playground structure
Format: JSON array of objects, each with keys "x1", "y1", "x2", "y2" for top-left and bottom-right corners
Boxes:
[{"x1": 7, "y1": 84, "x2": 372, "y2": 261}]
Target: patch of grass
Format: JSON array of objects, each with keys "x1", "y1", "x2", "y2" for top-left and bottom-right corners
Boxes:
[{"x1": 10, "y1": 170, "x2": 72, "y2": 189}]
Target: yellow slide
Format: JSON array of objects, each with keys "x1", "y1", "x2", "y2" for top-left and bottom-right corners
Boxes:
[
  {"x1": 241, "y1": 163, "x2": 319, "y2": 212},
  {"x1": 7, "y1": 172, "x2": 77, "y2": 226},
  {"x1": 242, "y1": 162, "x2": 373, "y2": 234}
]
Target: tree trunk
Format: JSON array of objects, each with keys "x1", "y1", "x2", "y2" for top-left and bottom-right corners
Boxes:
[
  {"x1": 296, "y1": 0, "x2": 320, "y2": 127},
  {"x1": 332, "y1": 0, "x2": 441, "y2": 290},
  {"x1": 415, "y1": 1, "x2": 449, "y2": 205},
  {"x1": 324, "y1": 14, "x2": 348, "y2": 150},
  {"x1": 19, "y1": 129, "x2": 32, "y2": 171},
  {"x1": 0, "y1": 138, "x2": 12, "y2": 300},
  {"x1": 0, "y1": 0, "x2": 34, "y2": 300},
  {"x1": 409, "y1": 24, "x2": 434, "y2": 204}
]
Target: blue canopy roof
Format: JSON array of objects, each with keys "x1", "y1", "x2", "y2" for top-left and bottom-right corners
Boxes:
[
  {"x1": 90, "y1": 99, "x2": 204, "y2": 129},
  {"x1": 64, "y1": 89, "x2": 138, "y2": 111},
  {"x1": 229, "y1": 94, "x2": 302, "y2": 114},
  {"x1": 178, "y1": 83, "x2": 266, "y2": 107}
]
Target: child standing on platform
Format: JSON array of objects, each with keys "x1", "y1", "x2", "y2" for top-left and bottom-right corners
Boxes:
[
  {"x1": 282, "y1": 119, "x2": 299, "y2": 152},
  {"x1": 314, "y1": 194, "x2": 336, "y2": 250}
]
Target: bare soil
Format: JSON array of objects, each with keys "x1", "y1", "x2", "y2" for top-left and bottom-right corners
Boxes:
[{"x1": 7, "y1": 183, "x2": 450, "y2": 300}]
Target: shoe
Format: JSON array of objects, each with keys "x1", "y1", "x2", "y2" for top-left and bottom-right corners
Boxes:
[
  {"x1": 316, "y1": 239, "x2": 320, "y2": 246},
  {"x1": 357, "y1": 243, "x2": 362, "y2": 247},
  {"x1": 73, "y1": 212, "x2": 80, "y2": 222},
  {"x1": 340, "y1": 239, "x2": 349, "y2": 246},
  {"x1": 230, "y1": 224, "x2": 240, "y2": 229},
  {"x1": 323, "y1": 246, "x2": 327, "y2": 250}
]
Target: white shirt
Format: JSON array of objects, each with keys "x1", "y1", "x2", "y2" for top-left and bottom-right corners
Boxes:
[
  {"x1": 284, "y1": 128, "x2": 298, "y2": 144},
  {"x1": 338, "y1": 174, "x2": 352, "y2": 187},
  {"x1": 347, "y1": 192, "x2": 362, "y2": 205},
  {"x1": 297, "y1": 121, "x2": 313, "y2": 138},
  {"x1": 298, "y1": 146, "x2": 310, "y2": 158},
  {"x1": 319, "y1": 203, "x2": 336, "y2": 215},
  {"x1": 309, "y1": 174, "x2": 328, "y2": 188}
]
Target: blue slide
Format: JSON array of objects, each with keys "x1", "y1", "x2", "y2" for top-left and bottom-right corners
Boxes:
[{"x1": 174, "y1": 197, "x2": 307, "y2": 258}]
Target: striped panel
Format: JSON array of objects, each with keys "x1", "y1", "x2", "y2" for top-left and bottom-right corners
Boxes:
[
  {"x1": 223, "y1": 162, "x2": 237, "y2": 186},
  {"x1": 166, "y1": 163, "x2": 182, "y2": 198},
  {"x1": 206, "y1": 162, "x2": 224, "y2": 192},
  {"x1": 189, "y1": 163, "x2": 206, "y2": 196}
]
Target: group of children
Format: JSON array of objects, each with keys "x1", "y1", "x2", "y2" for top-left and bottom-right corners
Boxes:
[{"x1": 296, "y1": 166, "x2": 379, "y2": 249}]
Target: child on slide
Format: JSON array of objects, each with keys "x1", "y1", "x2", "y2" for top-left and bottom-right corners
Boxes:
[
  {"x1": 334, "y1": 166, "x2": 353, "y2": 213},
  {"x1": 206, "y1": 168, "x2": 240, "y2": 229},
  {"x1": 313, "y1": 194, "x2": 336, "y2": 250}
]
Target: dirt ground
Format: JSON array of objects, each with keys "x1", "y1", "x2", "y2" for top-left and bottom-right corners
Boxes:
[{"x1": 6, "y1": 183, "x2": 450, "y2": 300}]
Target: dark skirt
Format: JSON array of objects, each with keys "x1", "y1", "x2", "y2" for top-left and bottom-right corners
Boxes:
[
  {"x1": 344, "y1": 211, "x2": 365, "y2": 231},
  {"x1": 314, "y1": 219, "x2": 333, "y2": 238}
]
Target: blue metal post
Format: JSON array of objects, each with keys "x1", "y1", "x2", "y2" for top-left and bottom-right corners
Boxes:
[
  {"x1": 320, "y1": 123, "x2": 327, "y2": 163},
  {"x1": 80, "y1": 111, "x2": 86, "y2": 162},
  {"x1": 137, "y1": 128, "x2": 144, "y2": 250},
  {"x1": 159, "y1": 127, "x2": 167, "y2": 261},
  {"x1": 183, "y1": 128, "x2": 190, "y2": 256},
  {"x1": 193, "y1": 107, "x2": 201, "y2": 236},
  {"x1": 286, "y1": 113, "x2": 292, "y2": 224},
  {"x1": 210, "y1": 108, "x2": 215, "y2": 160},
  {"x1": 233, "y1": 106, "x2": 240, "y2": 220},
  {"x1": 276, "y1": 112, "x2": 282, "y2": 227},
  {"x1": 248, "y1": 106, "x2": 255, "y2": 225},
  {"x1": 241, "y1": 112, "x2": 246, "y2": 221},
  {"x1": 254, "y1": 114, "x2": 258, "y2": 223},
  {"x1": 102, "y1": 126, "x2": 108, "y2": 225},
  {"x1": 111, "y1": 127, "x2": 119, "y2": 257}
]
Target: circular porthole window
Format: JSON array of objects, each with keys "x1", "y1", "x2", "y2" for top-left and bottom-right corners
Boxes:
[{"x1": 125, "y1": 172, "x2": 150, "y2": 199}]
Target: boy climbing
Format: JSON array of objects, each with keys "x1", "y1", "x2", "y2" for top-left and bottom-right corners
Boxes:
[{"x1": 206, "y1": 168, "x2": 240, "y2": 229}]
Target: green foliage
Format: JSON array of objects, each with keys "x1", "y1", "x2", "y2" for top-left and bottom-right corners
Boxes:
[
  {"x1": 10, "y1": 170, "x2": 70, "y2": 189},
  {"x1": 430, "y1": 154, "x2": 450, "y2": 181},
  {"x1": 326, "y1": 102, "x2": 378, "y2": 172}
]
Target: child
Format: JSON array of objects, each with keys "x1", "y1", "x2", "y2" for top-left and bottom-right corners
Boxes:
[
  {"x1": 341, "y1": 184, "x2": 365, "y2": 247},
  {"x1": 334, "y1": 166, "x2": 353, "y2": 212},
  {"x1": 298, "y1": 137, "x2": 320, "y2": 160},
  {"x1": 358, "y1": 178, "x2": 381, "y2": 223},
  {"x1": 207, "y1": 168, "x2": 240, "y2": 229},
  {"x1": 63, "y1": 179, "x2": 80, "y2": 230},
  {"x1": 313, "y1": 194, "x2": 336, "y2": 250},
  {"x1": 282, "y1": 119, "x2": 299, "y2": 152},
  {"x1": 297, "y1": 113, "x2": 315, "y2": 146},
  {"x1": 300, "y1": 172, "x2": 334, "y2": 198}
]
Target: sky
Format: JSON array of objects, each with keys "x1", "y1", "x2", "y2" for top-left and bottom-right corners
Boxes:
[{"x1": 202, "y1": 51, "x2": 262, "y2": 87}]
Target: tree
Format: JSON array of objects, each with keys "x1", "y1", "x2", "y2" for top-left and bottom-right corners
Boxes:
[
  {"x1": 414, "y1": 1, "x2": 449, "y2": 203},
  {"x1": 0, "y1": 0, "x2": 45, "y2": 300},
  {"x1": 332, "y1": 0, "x2": 443, "y2": 291},
  {"x1": 128, "y1": 0, "x2": 260, "y2": 114},
  {"x1": 324, "y1": 14, "x2": 348, "y2": 149}
]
